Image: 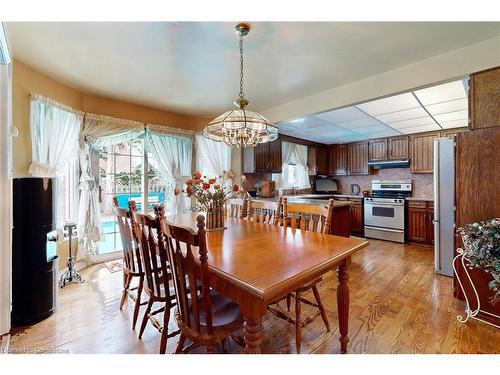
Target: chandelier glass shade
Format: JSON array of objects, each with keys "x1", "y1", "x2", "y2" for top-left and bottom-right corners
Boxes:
[{"x1": 203, "y1": 23, "x2": 278, "y2": 148}]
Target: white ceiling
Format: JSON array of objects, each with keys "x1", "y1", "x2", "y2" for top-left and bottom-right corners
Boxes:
[
  {"x1": 278, "y1": 79, "x2": 469, "y2": 143},
  {"x1": 5, "y1": 22, "x2": 500, "y2": 116}
]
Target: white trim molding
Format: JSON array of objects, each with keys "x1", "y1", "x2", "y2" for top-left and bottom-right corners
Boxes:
[{"x1": 0, "y1": 61, "x2": 12, "y2": 335}]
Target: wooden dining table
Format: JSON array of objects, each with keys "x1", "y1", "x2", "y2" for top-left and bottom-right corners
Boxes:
[{"x1": 166, "y1": 214, "x2": 369, "y2": 354}]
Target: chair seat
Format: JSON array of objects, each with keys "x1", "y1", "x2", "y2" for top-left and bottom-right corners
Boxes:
[{"x1": 188, "y1": 290, "x2": 242, "y2": 328}]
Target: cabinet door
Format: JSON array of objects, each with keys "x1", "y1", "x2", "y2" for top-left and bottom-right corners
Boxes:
[
  {"x1": 470, "y1": 67, "x2": 500, "y2": 129},
  {"x1": 368, "y1": 139, "x2": 387, "y2": 161},
  {"x1": 316, "y1": 145, "x2": 328, "y2": 175},
  {"x1": 242, "y1": 148, "x2": 255, "y2": 173},
  {"x1": 347, "y1": 142, "x2": 368, "y2": 175},
  {"x1": 329, "y1": 145, "x2": 348, "y2": 176},
  {"x1": 349, "y1": 199, "x2": 364, "y2": 235},
  {"x1": 268, "y1": 138, "x2": 282, "y2": 173},
  {"x1": 427, "y1": 204, "x2": 435, "y2": 245},
  {"x1": 388, "y1": 136, "x2": 409, "y2": 160},
  {"x1": 254, "y1": 143, "x2": 269, "y2": 173},
  {"x1": 407, "y1": 207, "x2": 429, "y2": 243},
  {"x1": 307, "y1": 145, "x2": 317, "y2": 175},
  {"x1": 410, "y1": 133, "x2": 439, "y2": 173}
]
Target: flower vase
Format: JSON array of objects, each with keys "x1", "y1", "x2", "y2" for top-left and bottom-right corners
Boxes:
[{"x1": 206, "y1": 203, "x2": 226, "y2": 231}]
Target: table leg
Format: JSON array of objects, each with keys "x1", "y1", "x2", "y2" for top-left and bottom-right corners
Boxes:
[
  {"x1": 336, "y1": 258, "x2": 350, "y2": 354},
  {"x1": 243, "y1": 316, "x2": 262, "y2": 354}
]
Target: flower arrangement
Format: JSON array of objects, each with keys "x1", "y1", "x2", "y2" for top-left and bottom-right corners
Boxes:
[
  {"x1": 458, "y1": 218, "x2": 500, "y2": 305},
  {"x1": 174, "y1": 170, "x2": 240, "y2": 230}
]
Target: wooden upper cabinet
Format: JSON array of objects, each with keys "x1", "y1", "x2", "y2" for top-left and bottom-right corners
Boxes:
[
  {"x1": 410, "y1": 132, "x2": 439, "y2": 173},
  {"x1": 348, "y1": 141, "x2": 369, "y2": 175},
  {"x1": 328, "y1": 144, "x2": 347, "y2": 176},
  {"x1": 268, "y1": 138, "x2": 282, "y2": 173},
  {"x1": 470, "y1": 66, "x2": 500, "y2": 130},
  {"x1": 254, "y1": 142, "x2": 269, "y2": 173},
  {"x1": 368, "y1": 139, "x2": 387, "y2": 161},
  {"x1": 242, "y1": 138, "x2": 282, "y2": 173},
  {"x1": 388, "y1": 136, "x2": 409, "y2": 160},
  {"x1": 307, "y1": 145, "x2": 317, "y2": 175},
  {"x1": 316, "y1": 145, "x2": 328, "y2": 175}
]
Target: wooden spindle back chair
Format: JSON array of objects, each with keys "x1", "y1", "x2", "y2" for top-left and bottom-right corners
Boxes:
[
  {"x1": 246, "y1": 198, "x2": 282, "y2": 225},
  {"x1": 131, "y1": 208, "x2": 179, "y2": 354},
  {"x1": 282, "y1": 197, "x2": 334, "y2": 234},
  {"x1": 270, "y1": 197, "x2": 335, "y2": 353},
  {"x1": 161, "y1": 214, "x2": 242, "y2": 353},
  {"x1": 225, "y1": 197, "x2": 248, "y2": 219},
  {"x1": 113, "y1": 198, "x2": 146, "y2": 330}
]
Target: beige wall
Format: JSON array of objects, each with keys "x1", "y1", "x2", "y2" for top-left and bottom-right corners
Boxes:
[{"x1": 12, "y1": 60, "x2": 211, "y2": 177}]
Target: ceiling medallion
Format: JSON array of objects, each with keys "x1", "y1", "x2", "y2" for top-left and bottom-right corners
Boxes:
[{"x1": 203, "y1": 23, "x2": 278, "y2": 148}]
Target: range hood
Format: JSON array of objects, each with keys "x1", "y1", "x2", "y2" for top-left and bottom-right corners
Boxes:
[{"x1": 368, "y1": 159, "x2": 410, "y2": 169}]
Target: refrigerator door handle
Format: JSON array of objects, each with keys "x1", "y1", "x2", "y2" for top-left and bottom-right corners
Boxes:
[{"x1": 433, "y1": 139, "x2": 441, "y2": 271}]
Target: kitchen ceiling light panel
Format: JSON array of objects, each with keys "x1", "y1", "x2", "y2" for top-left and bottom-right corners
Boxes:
[
  {"x1": 314, "y1": 107, "x2": 367, "y2": 124},
  {"x1": 414, "y1": 80, "x2": 466, "y2": 105},
  {"x1": 356, "y1": 93, "x2": 420, "y2": 116},
  {"x1": 351, "y1": 124, "x2": 394, "y2": 133},
  {"x1": 297, "y1": 116, "x2": 340, "y2": 131},
  {"x1": 433, "y1": 110, "x2": 468, "y2": 123},
  {"x1": 374, "y1": 107, "x2": 428, "y2": 123},
  {"x1": 399, "y1": 124, "x2": 441, "y2": 134},
  {"x1": 387, "y1": 116, "x2": 436, "y2": 129},
  {"x1": 335, "y1": 117, "x2": 383, "y2": 129},
  {"x1": 439, "y1": 119, "x2": 468, "y2": 129},
  {"x1": 424, "y1": 97, "x2": 468, "y2": 116}
]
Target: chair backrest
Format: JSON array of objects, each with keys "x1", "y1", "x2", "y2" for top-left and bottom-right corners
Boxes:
[
  {"x1": 225, "y1": 197, "x2": 248, "y2": 219},
  {"x1": 132, "y1": 209, "x2": 171, "y2": 302},
  {"x1": 161, "y1": 214, "x2": 214, "y2": 336},
  {"x1": 282, "y1": 197, "x2": 334, "y2": 234},
  {"x1": 113, "y1": 198, "x2": 142, "y2": 274},
  {"x1": 246, "y1": 198, "x2": 282, "y2": 225}
]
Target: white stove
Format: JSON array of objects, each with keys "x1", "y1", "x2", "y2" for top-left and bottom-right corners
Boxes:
[{"x1": 364, "y1": 180, "x2": 412, "y2": 243}]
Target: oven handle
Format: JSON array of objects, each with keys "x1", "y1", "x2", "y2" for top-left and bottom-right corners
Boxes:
[
  {"x1": 364, "y1": 226, "x2": 404, "y2": 233},
  {"x1": 364, "y1": 202, "x2": 404, "y2": 207}
]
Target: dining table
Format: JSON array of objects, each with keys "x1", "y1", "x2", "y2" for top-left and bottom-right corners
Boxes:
[{"x1": 166, "y1": 213, "x2": 369, "y2": 354}]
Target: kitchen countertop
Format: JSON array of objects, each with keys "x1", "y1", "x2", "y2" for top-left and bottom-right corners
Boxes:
[
  {"x1": 405, "y1": 197, "x2": 434, "y2": 201},
  {"x1": 252, "y1": 196, "x2": 352, "y2": 207}
]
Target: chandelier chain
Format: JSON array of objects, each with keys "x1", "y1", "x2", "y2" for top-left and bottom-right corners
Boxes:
[{"x1": 239, "y1": 33, "x2": 244, "y2": 99}]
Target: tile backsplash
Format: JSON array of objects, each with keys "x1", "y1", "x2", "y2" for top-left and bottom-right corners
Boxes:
[
  {"x1": 242, "y1": 168, "x2": 433, "y2": 200},
  {"x1": 334, "y1": 168, "x2": 433, "y2": 199}
]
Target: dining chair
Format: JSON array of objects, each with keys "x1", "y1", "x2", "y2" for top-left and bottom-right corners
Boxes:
[
  {"x1": 269, "y1": 197, "x2": 334, "y2": 353},
  {"x1": 245, "y1": 198, "x2": 282, "y2": 225},
  {"x1": 161, "y1": 214, "x2": 243, "y2": 354},
  {"x1": 113, "y1": 198, "x2": 147, "y2": 330},
  {"x1": 225, "y1": 196, "x2": 248, "y2": 219},
  {"x1": 131, "y1": 208, "x2": 179, "y2": 354}
]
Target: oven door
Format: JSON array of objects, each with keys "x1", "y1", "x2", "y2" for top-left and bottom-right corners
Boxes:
[{"x1": 364, "y1": 201, "x2": 404, "y2": 229}]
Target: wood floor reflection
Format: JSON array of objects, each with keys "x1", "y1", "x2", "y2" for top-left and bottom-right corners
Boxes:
[{"x1": 9, "y1": 238, "x2": 500, "y2": 354}]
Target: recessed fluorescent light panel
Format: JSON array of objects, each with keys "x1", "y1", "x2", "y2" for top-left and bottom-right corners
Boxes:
[{"x1": 278, "y1": 78, "x2": 468, "y2": 144}]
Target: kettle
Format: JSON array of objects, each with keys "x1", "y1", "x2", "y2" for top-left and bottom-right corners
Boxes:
[{"x1": 350, "y1": 184, "x2": 361, "y2": 196}]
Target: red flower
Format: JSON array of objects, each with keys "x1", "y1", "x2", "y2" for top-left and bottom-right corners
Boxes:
[
  {"x1": 194, "y1": 178, "x2": 201, "y2": 185},
  {"x1": 202, "y1": 183, "x2": 211, "y2": 190},
  {"x1": 208, "y1": 178, "x2": 216, "y2": 185},
  {"x1": 232, "y1": 184, "x2": 239, "y2": 192},
  {"x1": 186, "y1": 179, "x2": 193, "y2": 186},
  {"x1": 186, "y1": 186, "x2": 193, "y2": 197},
  {"x1": 214, "y1": 184, "x2": 221, "y2": 190},
  {"x1": 193, "y1": 171, "x2": 202, "y2": 180},
  {"x1": 173, "y1": 187, "x2": 181, "y2": 196}
]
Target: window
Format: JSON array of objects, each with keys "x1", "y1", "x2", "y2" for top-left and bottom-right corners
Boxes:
[
  {"x1": 96, "y1": 139, "x2": 166, "y2": 255},
  {"x1": 286, "y1": 163, "x2": 297, "y2": 186},
  {"x1": 59, "y1": 155, "x2": 79, "y2": 225}
]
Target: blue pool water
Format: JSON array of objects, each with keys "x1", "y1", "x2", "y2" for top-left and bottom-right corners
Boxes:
[{"x1": 114, "y1": 192, "x2": 165, "y2": 210}]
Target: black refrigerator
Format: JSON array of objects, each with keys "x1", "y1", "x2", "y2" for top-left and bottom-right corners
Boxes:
[{"x1": 12, "y1": 177, "x2": 59, "y2": 327}]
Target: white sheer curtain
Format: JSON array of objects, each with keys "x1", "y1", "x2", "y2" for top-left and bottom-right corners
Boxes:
[
  {"x1": 147, "y1": 129, "x2": 193, "y2": 215},
  {"x1": 28, "y1": 94, "x2": 83, "y2": 228},
  {"x1": 195, "y1": 134, "x2": 231, "y2": 184},
  {"x1": 77, "y1": 114, "x2": 144, "y2": 258},
  {"x1": 275, "y1": 141, "x2": 310, "y2": 190}
]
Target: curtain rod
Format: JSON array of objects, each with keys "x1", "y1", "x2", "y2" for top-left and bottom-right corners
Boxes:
[{"x1": 30, "y1": 93, "x2": 84, "y2": 117}]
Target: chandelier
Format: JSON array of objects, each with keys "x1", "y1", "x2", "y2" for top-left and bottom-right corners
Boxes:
[{"x1": 203, "y1": 23, "x2": 278, "y2": 148}]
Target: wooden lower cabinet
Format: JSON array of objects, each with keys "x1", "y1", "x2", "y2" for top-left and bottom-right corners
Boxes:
[
  {"x1": 349, "y1": 198, "x2": 364, "y2": 236},
  {"x1": 406, "y1": 200, "x2": 434, "y2": 246}
]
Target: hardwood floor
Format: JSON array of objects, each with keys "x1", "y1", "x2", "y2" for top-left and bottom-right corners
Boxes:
[{"x1": 8, "y1": 238, "x2": 500, "y2": 354}]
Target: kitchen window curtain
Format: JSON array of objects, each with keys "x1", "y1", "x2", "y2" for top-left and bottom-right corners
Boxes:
[
  {"x1": 194, "y1": 134, "x2": 232, "y2": 185},
  {"x1": 77, "y1": 114, "x2": 144, "y2": 258},
  {"x1": 28, "y1": 94, "x2": 83, "y2": 229},
  {"x1": 276, "y1": 141, "x2": 311, "y2": 190},
  {"x1": 146, "y1": 126, "x2": 193, "y2": 215}
]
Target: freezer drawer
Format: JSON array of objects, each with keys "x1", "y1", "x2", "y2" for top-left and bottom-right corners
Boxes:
[{"x1": 364, "y1": 225, "x2": 405, "y2": 243}]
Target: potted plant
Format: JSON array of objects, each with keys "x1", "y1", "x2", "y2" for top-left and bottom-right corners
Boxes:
[{"x1": 174, "y1": 170, "x2": 240, "y2": 230}]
